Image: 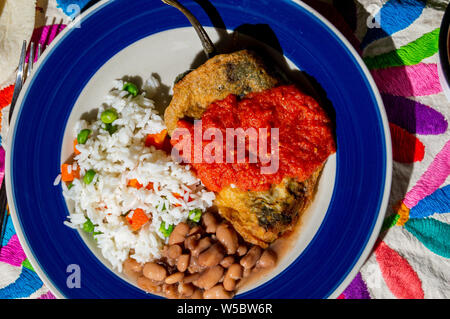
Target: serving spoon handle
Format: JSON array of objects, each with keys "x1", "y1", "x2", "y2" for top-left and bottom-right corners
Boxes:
[{"x1": 161, "y1": 0, "x2": 216, "y2": 59}]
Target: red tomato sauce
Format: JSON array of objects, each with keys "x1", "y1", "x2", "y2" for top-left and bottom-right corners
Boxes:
[{"x1": 171, "y1": 85, "x2": 336, "y2": 192}]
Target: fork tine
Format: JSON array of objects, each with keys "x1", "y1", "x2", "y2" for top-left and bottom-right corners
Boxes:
[
  {"x1": 9, "y1": 40, "x2": 27, "y2": 123},
  {"x1": 27, "y1": 42, "x2": 35, "y2": 78},
  {"x1": 16, "y1": 40, "x2": 26, "y2": 81},
  {"x1": 37, "y1": 43, "x2": 42, "y2": 60}
]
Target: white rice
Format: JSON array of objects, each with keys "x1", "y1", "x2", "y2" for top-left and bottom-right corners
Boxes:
[{"x1": 60, "y1": 78, "x2": 215, "y2": 272}]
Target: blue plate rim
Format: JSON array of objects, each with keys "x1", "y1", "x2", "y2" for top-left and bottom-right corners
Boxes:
[{"x1": 5, "y1": 0, "x2": 392, "y2": 299}]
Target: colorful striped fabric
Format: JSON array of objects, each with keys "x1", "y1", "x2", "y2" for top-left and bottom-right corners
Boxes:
[{"x1": 0, "y1": 0, "x2": 449, "y2": 299}]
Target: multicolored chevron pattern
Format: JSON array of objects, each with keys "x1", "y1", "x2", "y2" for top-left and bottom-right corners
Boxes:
[{"x1": 0, "y1": 0, "x2": 449, "y2": 299}]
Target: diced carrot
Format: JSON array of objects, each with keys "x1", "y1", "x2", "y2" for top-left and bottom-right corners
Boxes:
[
  {"x1": 173, "y1": 192, "x2": 183, "y2": 207},
  {"x1": 128, "y1": 179, "x2": 143, "y2": 189},
  {"x1": 173, "y1": 192, "x2": 193, "y2": 201},
  {"x1": 126, "y1": 208, "x2": 150, "y2": 231},
  {"x1": 145, "y1": 182, "x2": 154, "y2": 190},
  {"x1": 73, "y1": 139, "x2": 81, "y2": 155},
  {"x1": 145, "y1": 129, "x2": 168, "y2": 149},
  {"x1": 61, "y1": 163, "x2": 80, "y2": 182},
  {"x1": 172, "y1": 192, "x2": 183, "y2": 199}
]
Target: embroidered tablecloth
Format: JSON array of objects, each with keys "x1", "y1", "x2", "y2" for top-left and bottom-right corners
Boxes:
[{"x1": 0, "y1": 0, "x2": 448, "y2": 299}]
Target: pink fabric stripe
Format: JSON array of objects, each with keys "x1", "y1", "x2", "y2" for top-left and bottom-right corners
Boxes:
[
  {"x1": 26, "y1": 24, "x2": 67, "y2": 63},
  {"x1": 371, "y1": 63, "x2": 442, "y2": 97},
  {"x1": 375, "y1": 240, "x2": 424, "y2": 299},
  {"x1": 404, "y1": 139, "x2": 450, "y2": 208},
  {"x1": 0, "y1": 146, "x2": 4, "y2": 188},
  {"x1": 0, "y1": 235, "x2": 27, "y2": 267},
  {"x1": 38, "y1": 290, "x2": 56, "y2": 299}
]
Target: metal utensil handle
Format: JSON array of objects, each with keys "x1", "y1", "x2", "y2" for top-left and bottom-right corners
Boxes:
[
  {"x1": 161, "y1": 0, "x2": 216, "y2": 59},
  {"x1": 0, "y1": 41, "x2": 29, "y2": 248},
  {"x1": 9, "y1": 41, "x2": 27, "y2": 123}
]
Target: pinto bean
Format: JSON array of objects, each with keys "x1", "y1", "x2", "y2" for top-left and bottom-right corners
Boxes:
[
  {"x1": 202, "y1": 212, "x2": 219, "y2": 233},
  {"x1": 190, "y1": 288, "x2": 203, "y2": 299},
  {"x1": 237, "y1": 245, "x2": 248, "y2": 256},
  {"x1": 258, "y1": 249, "x2": 277, "y2": 268},
  {"x1": 203, "y1": 284, "x2": 232, "y2": 299},
  {"x1": 123, "y1": 258, "x2": 143, "y2": 281},
  {"x1": 123, "y1": 258, "x2": 143, "y2": 273},
  {"x1": 198, "y1": 243, "x2": 225, "y2": 267},
  {"x1": 183, "y1": 273, "x2": 200, "y2": 284},
  {"x1": 184, "y1": 234, "x2": 201, "y2": 251},
  {"x1": 216, "y1": 224, "x2": 239, "y2": 254},
  {"x1": 240, "y1": 246, "x2": 262, "y2": 269},
  {"x1": 226, "y1": 263, "x2": 243, "y2": 280},
  {"x1": 123, "y1": 268, "x2": 140, "y2": 282},
  {"x1": 178, "y1": 282, "x2": 195, "y2": 297},
  {"x1": 137, "y1": 276, "x2": 162, "y2": 293},
  {"x1": 161, "y1": 245, "x2": 170, "y2": 258},
  {"x1": 191, "y1": 237, "x2": 213, "y2": 257},
  {"x1": 143, "y1": 262, "x2": 167, "y2": 282},
  {"x1": 223, "y1": 276, "x2": 236, "y2": 292},
  {"x1": 168, "y1": 222, "x2": 190, "y2": 245},
  {"x1": 188, "y1": 225, "x2": 203, "y2": 236},
  {"x1": 163, "y1": 283, "x2": 179, "y2": 299},
  {"x1": 177, "y1": 254, "x2": 190, "y2": 273},
  {"x1": 195, "y1": 265, "x2": 224, "y2": 290},
  {"x1": 188, "y1": 255, "x2": 204, "y2": 274},
  {"x1": 165, "y1": 272, "x2": 184, "y2": 284},
  {"x1": 168, "y1": 244, "x2": 182, "y2": 259},
  {"x1": 220, "y1": 256, "x2": 235, "y2": 268}
]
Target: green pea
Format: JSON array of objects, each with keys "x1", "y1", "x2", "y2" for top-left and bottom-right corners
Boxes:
[
  {"x1": 123, "y1": 82, "x2": 138, "y2": 97},
  {"x1": 159, "y1": 221, "x2": 174, "y2": 237},
  {"x1": 67, "y1": 182, "x2": 74, "y2": 190},
  {"x1": 77, "y1": 129, "x2": 91, "y2": 144},
  {"x1": 105, "y1": 123, "x2": 118, "y2": 135},
  {"x1": 83, "y1": 169, "x2": 96, "y2": 184},
  {"x1": 188, "y1": 208, "x2": 202, "y2": 223},
  {"x1": 82, "y1": 217, "x2": 95, "y2": 233},
  {"x1": 101, "y1": 108, "x2": 118, "y2": 124}
]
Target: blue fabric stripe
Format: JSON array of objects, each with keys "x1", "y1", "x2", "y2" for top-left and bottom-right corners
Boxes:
[
  {"x1": 0, "y1": 267, "x2": 43, "y2": 299},
  {"x1": 1, "y1": 215, "x2": 15, "y2": 247},
  {"x1": 410, "y1": 185, "x2": 450, "y2": 219},
  {"x1": 361, "y1": 0, "x2": 427, "y2": 49},
  {"x1": 56, "y1": 0, "x2": 92, "y2": 16}
]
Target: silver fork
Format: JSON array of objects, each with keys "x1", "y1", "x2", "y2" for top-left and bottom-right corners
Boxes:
[
  {"x1": 0, "y1": 41, "x2": 42, "y2": 250},
  {"x1": 161, "y1": 0, "x2": 216, "y2": 59}
]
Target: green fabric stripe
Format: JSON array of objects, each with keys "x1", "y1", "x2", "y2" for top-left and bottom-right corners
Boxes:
[
  {"x1": 363, "y1": 28, "x2": 440, "y2": 70},
  {"x1": 381, "y1": 213, "x2": 401, "y2": 233},
  {"x1": 21, "y1": 258, "x2": 35, "y2": 272},
  {"x1": 405, "y1": 217, "x2": 450, "y2": 258}
]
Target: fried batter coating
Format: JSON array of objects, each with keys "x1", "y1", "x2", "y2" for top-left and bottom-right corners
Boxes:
[
  {"x1": 215, "y1": 167, "x2": 322, "y2": 248},
  {"x1": 164, "y1": 50, "x2": 279, "y2": 135}
]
